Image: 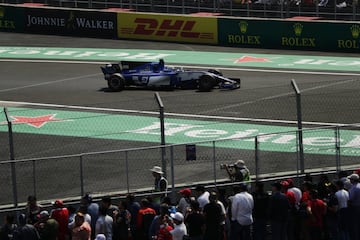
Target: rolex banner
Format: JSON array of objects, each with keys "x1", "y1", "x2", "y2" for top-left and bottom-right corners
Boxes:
[
  {"x1": 0, "y1": 5, "x2": 24, "y2": 32},
  {"x1": 218, "y1": 18, "x2": 360, "y2": 52}
]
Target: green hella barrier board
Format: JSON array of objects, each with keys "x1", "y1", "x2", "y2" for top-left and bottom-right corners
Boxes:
[
  {"x1": 1, "y1": 107, "x2": 360, "y2": 156},
  {"x1": 218, "y1": 18, "x2": 360, "y2": 52}
]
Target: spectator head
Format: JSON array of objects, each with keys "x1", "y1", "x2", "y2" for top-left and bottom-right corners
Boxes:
[
  {"x1": 150, "y1": 166, "x2": 163, "y2": 177},
  {"x1": 190, "y1": 200, "x2": 200, "y2": 212},
  {"x1": 335, "y1": 180, "x2": 344, "y2": 190},
  {"x1": 101, "y1": 196, "x2": 112, "y2": 208},
  {"x1": 18, "y1": 214, "x2": 27, "y2": 226},
  {"x1": 27, "y1": 195, "x2": 37, "y2": 207},
  {"x1": 338, "y1": 170, "x2": 349, "y2": 179},
  {"x1": 286, "y1": 178, "x2": 295, "y2": 187},
  {"x1": 81, "y1": 193, "x2": 93, "y2": 206},
  {"x1": 126, "y1": 193, "x2": 136, "y2": 202},
  {"x1": 348, "y1": 173, "x2": 359, "y2": 183},
  {"x1": 272, "y1": 181, "x2": 282, "y2": 192},
  {"x1": 118, "y1": 200, "x2": 127, "y2": 210},
  {"x1": 52, "y1": 199, "x2": 64, "y2": 208},
  {"x1": 195, "y1": 185, "x2": 206, "y2": 193},
  {"x1": 309, "y1": 189, "x2": 319, "y2": 199},
  {"x1": 38, "y1": 210, "x2": 49, "y2": 221},
  {"x1": 280, "y1": 180, "x2": 289, "y2": 191},
  {"x1": 95, "y1": 234, "x2": 106, "y2": 240},
  {"x1": 239, "y1": 183, "x2": 248, "y2": 192},
  {"x1": 179, "y1": 188, "x2": 192, "y2": 197},
  {"x1": 98, "y1": 206, "x2": 108, "y2": 216},
  {"x1": 74, "y1": 212, "x2": 85, "y2": 227},
  {"x1": 170, "y1": 212, "x2": 184, "y2": 224},
  {"x1": 235, "y1": 160, "x2": 246, "y2": 167},
  {"x1": 209, "y1": 191, "x2": 218, "y2": 203},
  {"x1": 141, "y1": 198, "x2": 150, "y2": 208},
  {"x1": 161, "y1": 196, "x2": 172, "y2": 205},
  {"x1": 304, "y1": 173, "x2": 313, "y2": 182},
  {"x1": 159, "y1": 203, "x2": 169, "y2": 216}
]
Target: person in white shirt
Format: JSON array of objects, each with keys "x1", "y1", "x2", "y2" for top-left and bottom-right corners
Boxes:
[
  {"x1": 170, "y1": 212, "x2": 187, "y2": 240},
  {"x1": 195, "y1": 185, "x2": 210, "y2": 211},
  {"x1": 231, "y1": 183, "x2": 254, "y2": 240}
]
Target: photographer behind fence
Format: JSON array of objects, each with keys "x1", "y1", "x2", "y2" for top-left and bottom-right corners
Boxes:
[{"x1": 220, "y1": 160, "x2": 250, "y2": 183}]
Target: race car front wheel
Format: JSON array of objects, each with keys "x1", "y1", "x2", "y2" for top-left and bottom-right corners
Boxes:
[
  {"x1": 198, "y1": 75, "x2": 215, "y2": 92},
  {"x1": 108, "y1": 75, "x2": 125, "y2": 91}
]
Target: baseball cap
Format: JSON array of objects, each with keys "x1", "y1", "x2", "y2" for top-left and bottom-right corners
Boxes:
[
  {"x1": 39, "y1": 210, "x2": 49, "y2": 219},
  {"x1": 171, "y1": 212, "x2": 184, "y2": 222},
  {"x1": 348, "y1": 173, "x2": 359, "y2": 181},
  {"x1": 52, "y1": 199, "x2": 64, "y2": 208},
  {"x1": 179, "y1": 188, "x2": 191, "y2": 196},
  {"x1": 95, "y1": 234, "x2": 106, "y2": 240}
]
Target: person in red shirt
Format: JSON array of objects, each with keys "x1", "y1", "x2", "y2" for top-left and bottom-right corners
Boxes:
[
  {"x1": 137, "y1": 198, "x2": 157, "y2": 240},
  {"x1": 306, "y1": 189, "x2": 327, "y2": 240},
  {"x1": 50, "y1": 199, "x2": 69, "y2": 240}
]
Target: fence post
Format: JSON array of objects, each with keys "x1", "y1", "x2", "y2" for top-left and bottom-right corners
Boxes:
[
  {"x1": 213, "y1": 141, "x2": 217, "y2": 184},
  {"x1": 335, "y1": 126, "x2": 341, "y2": 172},
  {"x1": 80, "y1": 155, "x2": 84, "y2": 197},
  {"x1": 291, "y1": 79, "x2": 305, "y2": 174},
  {"x1": 255, "y1": 136, "x2": 259, "y2": 181},
  {"x1": 154, "y1": 92, "x2": 167, "y2": 178},
  {"x1": 32, "y1": 160, "x2": 37, "y2": 197},
  {"x1": 170, "y1": 145, "x2": 175, "y2": 202},
  {"x1": 4, "y1": 107, "x2": 18, "y2": 207},
  {"x1": 125, "y1": 151, "x2": 130, "y2": 193}
]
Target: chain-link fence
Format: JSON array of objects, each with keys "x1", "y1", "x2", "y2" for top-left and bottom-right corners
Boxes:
[
  {"x1": 1, "y1": 124, "x2": 359, "y2": 207},
  {"x1": 1, "y1": 0, "x2": 359, "y2": 20}
]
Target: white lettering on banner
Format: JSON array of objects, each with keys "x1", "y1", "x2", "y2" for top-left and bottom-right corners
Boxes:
[
  {"x1": 342, "y1": 135, "x2": 360, "y2": 148},
  {"x1": 328, "y1": 61, "x2": 360, "y2": 66},
  {"x1": 272, "y1": 134, "x2": 297, "y2": 144},
  {"x1": 123, "y1": 53, "x2": 173, "y2": 60},
  {"x1": 185, "y1": 129, "x2": 228, "y2": 138},
  {"x1": 128, "y1": 123, "x2": 360, "y2": 149},
  {"x1": 227, "y1": 129, "x2": 259, "y2": 139},
  {"x1": 43, "y1": 51, "x2": 79, "y2": 56},
  {"x1": 8, "y1": 50, "x2": 40, "y2": 55},
  {"x1": 76, "y1": 18, "x2": 114, "y2": 29},
  {"x1": 127, "y1": 122, "x2": 201, "y2": 136},
  {"x1": 27, "y1": 15, "x2": 66, "y2": 27},
  {"x1": 294, "y1": 59, "x2": 360, "y2": 66},
  {"x1": 303, "y1": 137, "x2": 336, "y2": 146}
]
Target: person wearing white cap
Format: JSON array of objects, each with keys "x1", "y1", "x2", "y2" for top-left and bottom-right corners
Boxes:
[
  {"x1": 150, "y1": 166, "x2": 168, "y2": 203},
  {"x1": 170, "y1": 212, "x2": 187, "y2": 240}
]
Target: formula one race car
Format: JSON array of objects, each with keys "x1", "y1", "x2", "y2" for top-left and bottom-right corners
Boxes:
[{"x1": 101, "y1": 59, "x2": 240, "y2": 92}]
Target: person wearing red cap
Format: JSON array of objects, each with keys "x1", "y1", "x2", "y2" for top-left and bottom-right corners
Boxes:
[
  {"x1": 177, "y1": 188, "x2": 193, "y2": 216},
  {"x1": 50, "y1": 199, "x2": 69, "y2": 240}
]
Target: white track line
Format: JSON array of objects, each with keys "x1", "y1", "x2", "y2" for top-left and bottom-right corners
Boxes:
[
  {"x1": 0, "y1": 100, "x2": 352, "y2": 127},
  {"x1": 1, "y1": 58, "x2": 360, "y2": 76}
]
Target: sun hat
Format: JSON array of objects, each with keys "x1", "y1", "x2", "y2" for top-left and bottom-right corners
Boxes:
[
  {"x1": 150, "y1": 166, "x2": 163, "y2": 174},
  {"x1": 171, "y1": 212, "x2": 184, "y2": 222}
]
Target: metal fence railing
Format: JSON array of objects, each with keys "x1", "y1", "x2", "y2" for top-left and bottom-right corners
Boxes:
[
  {"x1": 2, "y1": 0, "x2": 360, "y2": 20},
  {"x1": 1, "y1": 124, "x2": 359, "y2": 207}
]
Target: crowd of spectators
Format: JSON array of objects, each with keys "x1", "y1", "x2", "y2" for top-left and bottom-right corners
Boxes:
[{"x1": 0, "y1": 168, "x2": 360, "y2": 240}]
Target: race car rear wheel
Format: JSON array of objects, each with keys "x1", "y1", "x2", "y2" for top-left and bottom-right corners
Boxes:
[
  {"x1": 198, "y1": 75, "x2": 216, "y2": 92},
  {"x1": 108, "y1": 75, "x2": 125, "y2": 91}
]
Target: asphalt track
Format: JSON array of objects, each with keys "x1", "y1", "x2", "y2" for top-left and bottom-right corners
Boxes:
[{"x1": 0, "y1": 32, "x2": 360, "y2": 205}]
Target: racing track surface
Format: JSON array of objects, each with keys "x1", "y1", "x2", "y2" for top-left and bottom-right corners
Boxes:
[{"x1": 1, "y1": 32, "x2": 360, "y2": 205}]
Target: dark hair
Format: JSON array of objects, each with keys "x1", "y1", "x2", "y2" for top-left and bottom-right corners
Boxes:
[
  {"x1": 126, "y1": 193, "x2": 135, "y2": 202},
  {"x1": 102, "y1": 196, "x2": 112, "y2": 204},
  {"x1": 99, "y1": 206, "x2": 108, "y2": 216},
  {"x1": 335, "y1": 180, "x2": 344, "y2": 189},
  {"x1": 141, "y1": 198, "x2": 150, "y2": 207},
  {"x1": 190, "y1": 200, "x2": 200, "y2": 211},
  {"x1": 27, "y1": 195, "x2": 37, "y2": 202}
]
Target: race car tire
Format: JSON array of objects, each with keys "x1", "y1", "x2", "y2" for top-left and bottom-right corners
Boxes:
[
  {"x1": 198, "y1": 75, "x2": 216, "y2": 92},
  {"x1": 108, "y1": 75, "x2": 125, "y2": 91},
  {"x1": 208, "y1": 69, "x2": 223, "y2": 76}
]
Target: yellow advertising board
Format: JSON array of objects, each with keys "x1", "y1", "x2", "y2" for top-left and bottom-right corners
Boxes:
[{"x1": 117, "y1": 12, "x2": 218, "y2": 44}]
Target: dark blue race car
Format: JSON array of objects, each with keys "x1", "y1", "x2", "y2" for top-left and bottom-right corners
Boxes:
[{"x1": 101, "y1": 59, "x2": 240, "y2": 92}]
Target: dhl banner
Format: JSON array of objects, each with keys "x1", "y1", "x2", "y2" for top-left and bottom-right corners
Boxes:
[{"x1": 117, "y1": 12, "x2": 218, "y2": 44}]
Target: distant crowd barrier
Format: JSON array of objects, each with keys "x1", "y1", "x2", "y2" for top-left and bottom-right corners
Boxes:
[{"x1": 0, "y1": 4, "x2": 359, "y2": 52}]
